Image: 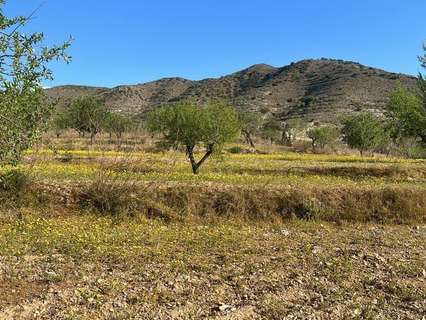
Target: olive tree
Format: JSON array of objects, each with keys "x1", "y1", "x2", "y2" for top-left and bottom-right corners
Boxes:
[
  {"x1": 51, "y1": 110, "x2": 70, "y2": 138},
  {"x1": 385, "y1": 46, "x2": 426, "y2": 146},
  {"x1": 416, "y1": 44, "x2": 426, "y2": 143},
  {"x1": 238, "y1": 111, "x2": 263, "y2": 148},
  {"x1": 386, "y1": 85, "x2": 425, "y2": 143},
  {"x1": 66, "y1": 97, "x2": 108, "y2": 143},
  {"x1": 261, "y1": 115, "x2": 282, "y2": 144},
  {"x1": 103, "y1": 111, "x2": 131, "y2": 142},
  {"x1": 307, "y1": 126, "x2": 339, "y2": 151},
  {"x1": 341, "y1": 112, "x2": 386, "y2": 156},
  {"x1": 147, "y1": 100, "x2": 240, "y2": 174},
  {"x1": 0, "y1": 2, "x2": 71, "y2": 164}
]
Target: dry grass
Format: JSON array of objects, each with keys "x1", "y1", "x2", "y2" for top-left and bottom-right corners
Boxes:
[
  {"x1": 8, "y1": 143, "x2": 426, "y2": 224},
  {"x1": 0, "y1": 136, "x2": 425, "y2": 319},
  {"x1": 0, "y1": 214, "x2": 424, "y2": 319}
]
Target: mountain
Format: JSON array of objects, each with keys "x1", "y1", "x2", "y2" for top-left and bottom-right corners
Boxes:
[{"x1": 45, "y1": 59, "x2": 417, "y2": 122}]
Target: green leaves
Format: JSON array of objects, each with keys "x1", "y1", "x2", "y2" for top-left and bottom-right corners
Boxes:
[
  {"x1": 386, "y1": 85, "x2": 424, "y2": 142},
  {"x1": 307, "y1": 126, "x2": 339, "y2": 150},
  {"x1": 0, "y1": 3, "x2": 71, "y2": 164},
  {"x1": 147, "y1": 100, "x2": 241, "y2": 173},
  {"x1": 201, "y1": 101, "x2": 240, "y2": 149},
  {"x1": 261, "y1": 115, "x2": 282, "y2": 143},
  {"x1": 148, "y1": 100, "x2": 240, "y2": 151},
  {"x1": 341, "y1": 113, "x2": 387, "y2": 155},
  {"x1": 103, "y1": 111, "x2": 132, "y2": 139},
  {"x1": 65, "y1": 97, "x2": 108, "y2": 142}
]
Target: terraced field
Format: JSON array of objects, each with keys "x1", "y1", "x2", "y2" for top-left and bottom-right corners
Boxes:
[{"x1": 0, "y1": 144, "x2": 425, "y2": 319}]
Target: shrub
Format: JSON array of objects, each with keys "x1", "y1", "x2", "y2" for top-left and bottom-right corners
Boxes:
[
  {"x1": 0, "y1": 170, "x2": 28, "y2": 194},
  {"x1": 77, "y1": 173, "x2": 140, "y2": 216},
  {"x1": 77, "y1": 172, "x2": 179, "y2": 220}
]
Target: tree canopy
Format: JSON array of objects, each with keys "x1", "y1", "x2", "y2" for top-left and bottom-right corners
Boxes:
[
  {"x1": 65, "y1": 97, "x2": 108, "y2": 143},
  {"x1": 261, "y1": 115, "x2": 282, "y2": 144},
  {"x1": 307, "y1": 126, "x2": 339, "y2": 151},
  {"x1": 103, "y1": 111, "x2": 132, "y2": 141},
  {"x1": 386, "y1": 85, "x2": 425, "y2": 143},
  {"x1": 147, "y1": 100, "x2": 240, "y2": 174},
  {"x1": 385, "y1": 46, "x2": 426, "y2": 146},
  {"x1": 341, "y1": 112, "x2": 386, "y2": 155}
]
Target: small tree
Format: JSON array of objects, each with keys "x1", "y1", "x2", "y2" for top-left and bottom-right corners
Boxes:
[
  {"x1": 66, "y1": 97, "x2": 108, "y2": 143},
  {"x1": 238, "y1": 111, "x2": 263, "y2": 148},
  {"x1": 386, "y1": 85, "x2": 425, "y2": 143},
  {"x1": 307, "y1": 126, "x2": 339, "y2": 151},
  {"x1": 341, "y1": 112, "x2": 386, "y2": 156},
  {"x1": 147, "y1": 100, "x2": 240, "y2": 174},
  {"x1": 0, "y1": 3, "x2": 71, "y2": 164},
  {"x1": 261, "y1": 115, "x2": 282, "y2": 144},
  {"x1": 103, "y1": 112, "x2": 131, "y2": 142},
  {"x1": 51, "y1": 111, "x2": 70, "y2": 138}
]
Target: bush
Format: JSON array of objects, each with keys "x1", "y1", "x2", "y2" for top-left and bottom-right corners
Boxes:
[
  {"x1": 0, "y1": 170, "x2": 29, "y2": 207},
  {"x1": 0, "y1": 170, "x2": 28, "y2": 194},
  {"x1": 77, "y1": 172, "x2": 179, "y2": 220},
  {"x1": 78, "y1": 173, "x2": 140, "y2": 216}
]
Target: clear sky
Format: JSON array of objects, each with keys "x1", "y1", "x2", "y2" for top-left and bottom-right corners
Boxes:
[{"x1": 5, "y1": 0, "x2": 426, "y2": 88}]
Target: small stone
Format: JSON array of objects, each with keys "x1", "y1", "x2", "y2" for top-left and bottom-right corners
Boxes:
[
  {"x1": 280, "y1": 229, "x2": 290, "y2": 236},
  {"x1": 217, "y1": 303, "x2": 233, "y2": 312}
]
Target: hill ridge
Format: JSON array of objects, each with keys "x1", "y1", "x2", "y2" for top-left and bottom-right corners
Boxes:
[{"x1": 46, "y1": 58, "x2": 417, "y2": 122}]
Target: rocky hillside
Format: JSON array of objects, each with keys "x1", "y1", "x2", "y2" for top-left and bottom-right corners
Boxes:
[{"x1": 46, "y1": 59, "x2": 417, "y2": 122}]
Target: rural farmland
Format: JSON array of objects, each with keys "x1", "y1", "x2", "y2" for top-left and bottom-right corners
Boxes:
[{"x1": 1, "y1": 1, "x2": 426, "y2": 319}]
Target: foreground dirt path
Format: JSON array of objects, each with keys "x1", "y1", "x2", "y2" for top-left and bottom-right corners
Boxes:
[{"x1": 0, "y1": 217, "x2": 425, "y2": 319}]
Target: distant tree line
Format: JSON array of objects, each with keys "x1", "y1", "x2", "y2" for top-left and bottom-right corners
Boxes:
[
  {"x1": 47, "y1": 44, "x2": 426, "y2": 171},
  {"x1": 51, "y1": 97, "x2": 133, "y2": 144},
  {"x1": 37, "y1": 44, "x2": 426, "y2": 173}
]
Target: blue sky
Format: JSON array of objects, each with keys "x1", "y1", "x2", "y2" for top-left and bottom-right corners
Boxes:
[{"x1": 5, "y1": 0, "x2": 426, "y2": 88}]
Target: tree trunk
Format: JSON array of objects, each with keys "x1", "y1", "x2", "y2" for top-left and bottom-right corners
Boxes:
[
  {"x1": 90, "y1": 132, "x2": 95, "y2": 144},
  {"x1": 243, "y1": 131, "x2": 255, "y2": 149},
  {"x1": 186, "y1": 144, "x2": 214, "y2": 174}
]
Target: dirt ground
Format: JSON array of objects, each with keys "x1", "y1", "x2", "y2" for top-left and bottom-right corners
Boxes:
[{"x1": 0, "y1": 217, "x2": 425, "y2": 319}]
